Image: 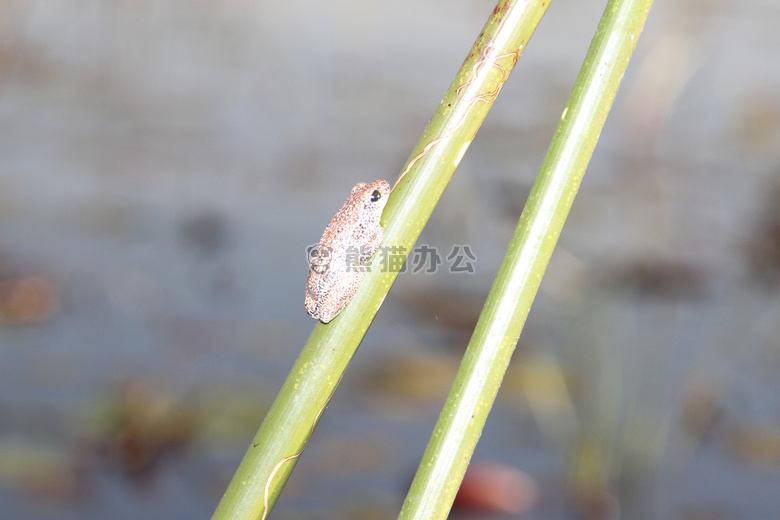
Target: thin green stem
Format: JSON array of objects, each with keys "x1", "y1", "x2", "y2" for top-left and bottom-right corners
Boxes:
[
  {"x1": 211, "y1": 1, "x2": 551, "y2": 518},
  {"x1": 398, "y1": 0, "x2": 654, "y2": 518}
]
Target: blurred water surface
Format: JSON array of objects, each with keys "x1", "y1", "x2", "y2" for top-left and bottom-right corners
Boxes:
[{"x1": 1, "y1": 0, "x2": 780, "y2": 518}]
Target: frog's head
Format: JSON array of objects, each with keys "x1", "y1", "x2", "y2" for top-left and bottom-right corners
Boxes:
[{"x1": 352, "y1": 179, "x2": 391, "y2": 220}]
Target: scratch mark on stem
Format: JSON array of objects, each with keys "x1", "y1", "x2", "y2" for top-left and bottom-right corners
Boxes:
[
  {"x1": 391, "y1": 43, "x2": 520, "y2": 193},
  {"x1": 259, "y1": 402, "x2": 329, "y2": 520}
]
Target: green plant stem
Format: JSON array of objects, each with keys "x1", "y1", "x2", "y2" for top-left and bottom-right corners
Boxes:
[
  {"x1": 397, "y1": 0, "x2": 654, "y2": 518},
  {"x1": 212, "y1": 1, "x2": 551, "y2": 519}
]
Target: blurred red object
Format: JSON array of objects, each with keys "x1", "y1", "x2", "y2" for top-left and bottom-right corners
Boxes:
[
  {"x1": 452, "y1": 460, "x2": 538, "y2": 515},
  {"x1": 0, "y1": 275, "x2": 59, "y2": 324}
]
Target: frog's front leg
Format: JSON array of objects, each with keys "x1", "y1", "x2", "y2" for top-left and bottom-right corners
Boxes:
[{"x1": 360, "y1": 227, "x2": 384, "y2": 263}]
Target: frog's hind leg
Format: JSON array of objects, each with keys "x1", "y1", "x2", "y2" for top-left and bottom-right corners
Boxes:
[
  {"x1": 316, "y1": 271, "x2": 362, "y2": 323},
  {"x1": 305, "y1": 270, "x2": 327, "y2": 320}
]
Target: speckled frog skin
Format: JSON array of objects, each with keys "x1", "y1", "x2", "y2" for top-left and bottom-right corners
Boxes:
[{"x1": 305, "y1": 180, "x2": 390, "y2": 323}]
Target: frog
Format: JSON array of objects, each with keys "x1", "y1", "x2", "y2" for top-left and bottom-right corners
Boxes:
[{"x1": 305, "y1": 180, "x2": 391, "y2": 323}]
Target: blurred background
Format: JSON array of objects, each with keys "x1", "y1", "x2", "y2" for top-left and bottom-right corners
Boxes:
[{"x1": 1, "y1": 0, "x2": 779, "y2": 518}]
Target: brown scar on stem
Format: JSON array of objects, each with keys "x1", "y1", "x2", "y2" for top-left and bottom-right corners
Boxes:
[
  {"x1": 391, "y1": 44, "x2": 520, "y2": 193},
  {"x1": 456, "y1": 43, "x2": 520, "y2": 102},
  {"x1": 259, "y1": 401, "x2": 329, "y2": 520}
]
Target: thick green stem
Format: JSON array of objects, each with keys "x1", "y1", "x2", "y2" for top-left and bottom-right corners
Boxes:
[
  {"x1": 211, "y1": 1, "x2": 551, "y2": 518},
  {"x1": 398, "y1": 0, "x2": 654, "y2": 518}
]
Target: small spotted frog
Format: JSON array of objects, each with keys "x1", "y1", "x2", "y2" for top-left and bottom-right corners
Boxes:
[{"x1": 305, "y1": 180, "x2": 391, "y2": 323}]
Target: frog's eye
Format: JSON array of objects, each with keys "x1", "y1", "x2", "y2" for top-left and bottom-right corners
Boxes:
[{"x1": 370, "y1": 190, "x2": 382, "y2": 202}]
